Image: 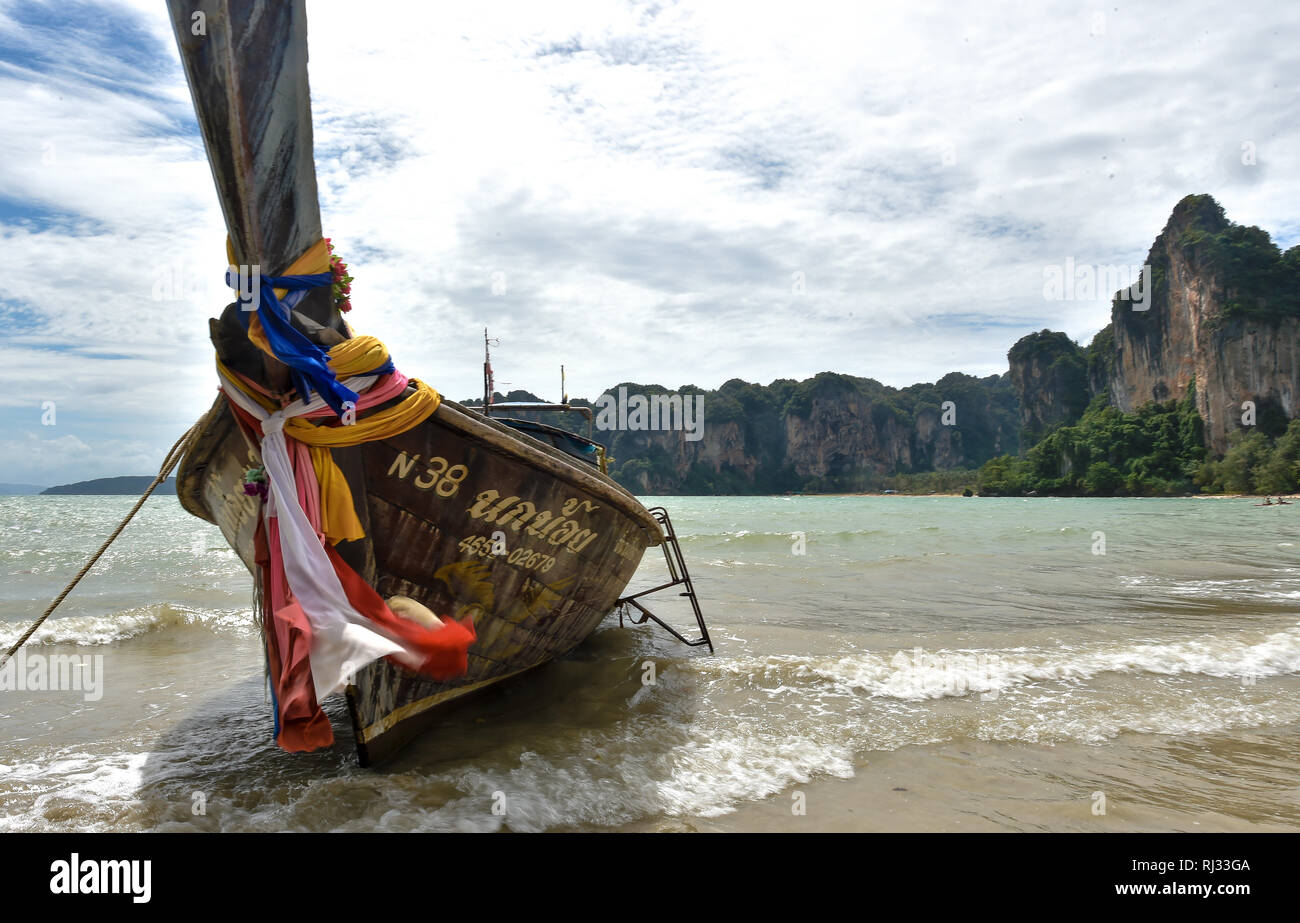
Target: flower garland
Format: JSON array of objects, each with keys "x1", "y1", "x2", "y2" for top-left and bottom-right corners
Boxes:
[
  {"x1": 325, "y1": 237, "x2": 353, "y2": 313},
  {"x1": 242, "y1": 464, "x2": 268, "y2": 500}
]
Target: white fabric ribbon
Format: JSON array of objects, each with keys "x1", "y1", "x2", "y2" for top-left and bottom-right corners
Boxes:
[{"x1": 220, "y1": 371, "x2": 420, "y2": 700}]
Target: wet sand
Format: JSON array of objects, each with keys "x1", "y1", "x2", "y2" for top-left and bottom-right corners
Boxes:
[{"x1": 619, "y1": 727, "x2": 1300, "y2": 832}]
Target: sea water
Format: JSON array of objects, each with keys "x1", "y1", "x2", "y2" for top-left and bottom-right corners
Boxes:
[{"x1": 1, "y1": 494, "x2": 1297, "y2": 831}]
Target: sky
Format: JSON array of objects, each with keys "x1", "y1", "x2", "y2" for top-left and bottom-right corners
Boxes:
[{"x1": 0, "y1": 0, "x2": 1297, "y2": 485}]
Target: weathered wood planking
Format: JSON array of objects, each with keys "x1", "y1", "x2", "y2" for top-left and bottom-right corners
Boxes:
[
  {"x1": 348, "y1": 400, "x2": 658, "y2": 763},
  {"x1": 176, "y1": 394, "x2": 262, "y2": 573},
  {"x1": 167, "y1": 0, "x2": 320, "y2": 271}
]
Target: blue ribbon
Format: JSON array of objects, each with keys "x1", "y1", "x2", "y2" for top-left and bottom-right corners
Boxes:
[
  {"x1": 228, "y1": 269, "x2": 357, "y2": 417},
  {"x1": 268, "y1": 674, "x2": 280, "y2": 741}
]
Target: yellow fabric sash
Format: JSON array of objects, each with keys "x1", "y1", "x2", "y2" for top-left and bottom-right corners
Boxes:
[
  {"x1": 284, "y1": 379, "x2": 439, "y2": 544},
  {"x1": 282, "y1": 379, "x2": 440, "y2": 446},
  {"x1": 310, "y1": 446, "x2": 366, "y2": 544},
  {"x1": 328, "y1": 335, "x2": 389, "y2": 379}
]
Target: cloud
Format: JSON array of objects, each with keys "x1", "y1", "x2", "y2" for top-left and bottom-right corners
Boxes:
[
  {"x1": 0, "y1": 431, "x2": 164, "y2": 486},
  {"x1": 0, "y1": 0, "x2": 1298, "y2": 480}
]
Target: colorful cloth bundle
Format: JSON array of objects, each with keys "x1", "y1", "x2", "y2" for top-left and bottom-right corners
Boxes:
[{"x1": 217, "y1": 240, "x2": 474, "y2": 752}]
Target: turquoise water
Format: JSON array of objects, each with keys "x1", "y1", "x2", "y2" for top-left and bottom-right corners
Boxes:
[{"x1": 1, "y1": 494, "x2": 1298, "y2": 831}]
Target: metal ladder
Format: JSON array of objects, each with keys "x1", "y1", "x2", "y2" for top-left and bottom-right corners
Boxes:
[{"x1": 617, "y1": 506, "x2": 713, "y2": 653}]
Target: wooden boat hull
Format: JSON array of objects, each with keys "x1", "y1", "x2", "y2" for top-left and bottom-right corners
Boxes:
[
  {"x1": 168, "y1": 0, "x2": 665, "y2": 764},
  {"x1": 178, "y1": 394, "x2": 661, "y2": 764}
]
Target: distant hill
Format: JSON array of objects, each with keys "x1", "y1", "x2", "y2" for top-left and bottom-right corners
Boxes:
[
  {"x1": 463, "y1": 374, "x2": 1020, "y2": 494},
  {"x1": 0, "y1": 483, "x2": 47, "y2": 495},
  {"x1": 41, "y1": 477, "x2": 177, "y2": 496}
]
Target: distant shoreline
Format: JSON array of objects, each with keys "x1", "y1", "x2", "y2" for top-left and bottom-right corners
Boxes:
[{"x1": 37, "y1": 476, "x2": 177, "y2": 496}]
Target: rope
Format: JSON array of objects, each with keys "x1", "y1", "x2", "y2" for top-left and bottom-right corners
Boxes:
[{"x1": 0, "y1": 421, "x2": 204, "y2": 668}]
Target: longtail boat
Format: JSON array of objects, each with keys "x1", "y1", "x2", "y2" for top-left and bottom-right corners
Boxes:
[{"x1": 167, "y1": 0, "x2": 709, "y2": 765}]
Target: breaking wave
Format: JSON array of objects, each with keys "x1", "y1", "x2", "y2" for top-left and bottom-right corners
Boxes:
[
  {"x1": 697, "y1": 626, "x2": 1300, "y2": 702},
  {"x1": 0, "y1": 604, "x2": 256, "y2": 647}
]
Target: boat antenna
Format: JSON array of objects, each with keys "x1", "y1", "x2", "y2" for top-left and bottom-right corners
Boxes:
[
  {"x1": 483, "y1": 327, "x2": 499, "y2": 415},
  {"x1": 561, "y1": 364, "x2": 567, "y2": 405}
]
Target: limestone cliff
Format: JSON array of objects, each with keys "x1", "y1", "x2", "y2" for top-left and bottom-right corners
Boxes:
[
  {"x1": 1007, "y1": 330, "x2": 1091, "y2": 442},
  {"x1": 476, "y1": 373, "x2": 1018, "y2": 494},
  {"x1": 1106, "y1": 194, "x2": 1300, "y2": 452}
]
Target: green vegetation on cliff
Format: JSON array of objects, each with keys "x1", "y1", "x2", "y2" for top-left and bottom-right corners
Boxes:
[
  {"x1": 978, "y1": 381, "x2": 1300, "y2": 497},
  {"x1": 1085, "y1": 324, "x2": 1115, "y2": 394},
  {"x1": 976, "y1": 388, "x2": 1206, "y2": 496},
  {"x1": 1170, "y1": 194, "x2": 1300, "y2": 321},
  {"x1": 1007, "y1": 329, "x2": 1092, "y2": 443}
]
